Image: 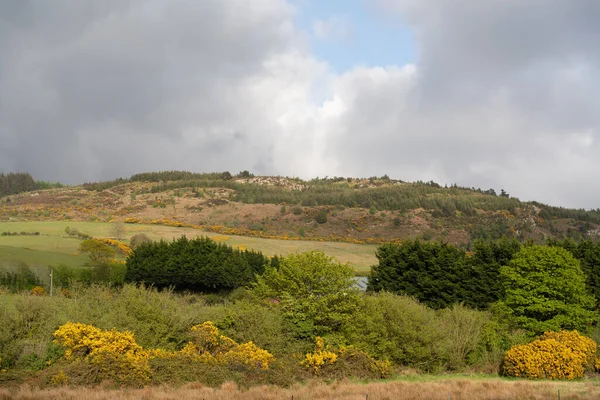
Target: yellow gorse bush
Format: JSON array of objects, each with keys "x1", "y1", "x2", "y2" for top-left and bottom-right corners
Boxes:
[
  {"x1": 503, "y1": 330, "x2": 599, "y2": 380},
  {"x1": 302, "y1": 337, "x2": 338, "y2": 373},
  {"x1": 31, "y1": 286, "x2": 46, "y2": 296},
  {"x1": 97, "y1": 238, "x2": 132, "y2": 256},
  {"x1": 186, "y1": 322, "x2": 275, "y2": 370},
  {"x1": 53, "y1": 321, "x2": 275, "y2": 385},
  {"x1": 302, "y1": 337, "x2": 391, "y2": 378},
  {"x1": 54, "y1": 322, "x2": 150, "y2": 385},
  {"x1": 124, "y1": 217, "x2": 203, "y2": 230}
]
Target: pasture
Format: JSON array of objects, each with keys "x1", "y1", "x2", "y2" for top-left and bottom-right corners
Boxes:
[{"x1": 0, "y1": 221, "x2": 377, "y2": 273}]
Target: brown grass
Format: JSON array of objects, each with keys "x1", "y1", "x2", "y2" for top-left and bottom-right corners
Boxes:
[{"x1": 1, "y1": 379, "x2": 598, "y2": 400}]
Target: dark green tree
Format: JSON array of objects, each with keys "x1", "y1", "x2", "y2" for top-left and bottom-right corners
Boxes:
[
  {"x1": 368, "y1": 239, "x2": 520, "y2": 310},
  {"x1": 125, "y1": 236, "x2": 268, "y2": 292}
]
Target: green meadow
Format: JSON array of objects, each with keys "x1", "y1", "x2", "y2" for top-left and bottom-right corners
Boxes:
[{"x1": 0, "y1": 221, "x2": 377, "y2": 273}]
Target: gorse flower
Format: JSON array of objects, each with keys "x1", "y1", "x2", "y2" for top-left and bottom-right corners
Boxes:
[
  {"x1": 53, "y1": 321, "x2": 275, "y2": 385},
  {"x1": 503, "y1": 330, "x2": 599, "y2": 380},
  {"x1": 301, "y1": 336, "x2": 391, "y2": 378}
]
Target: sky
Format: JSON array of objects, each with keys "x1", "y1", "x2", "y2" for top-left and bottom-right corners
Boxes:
[{"x1": 1, "y1": 0, "x2": 600, "y2": 209}]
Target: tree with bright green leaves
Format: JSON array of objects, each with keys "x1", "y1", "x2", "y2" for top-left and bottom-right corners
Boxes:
[
  {"x1": 253, "y1": 251, "x2": 360, "y2": 339},
  {"x1": 78, "y1": 239, "x2": 115, "y2": 263},
  {"x1": 499, "y1": 245, "x2": 597, "y2": 335},
  {"x1": 547, "y1": 238, "x2": 600, "y2": 309}
]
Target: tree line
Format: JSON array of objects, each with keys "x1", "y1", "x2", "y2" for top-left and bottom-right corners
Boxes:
[
  {"x1": 369, "y1": 238, "x2": 600, "y2": 335},
  {"x1": 0, "y1": 173, "x2": 36, "y2": 197},
  {"x1": 0, "y1": 172, "x2": 64, "y2": 197}
]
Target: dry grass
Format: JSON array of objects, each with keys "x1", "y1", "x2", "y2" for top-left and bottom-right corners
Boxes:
[{"x1": 1, "y1": 379, "x2": 599, "y2": 400}]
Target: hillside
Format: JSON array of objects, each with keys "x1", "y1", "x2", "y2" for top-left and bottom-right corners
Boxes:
[{"x1": 1, "y1": 171, "x2": 599, "y2": 246}]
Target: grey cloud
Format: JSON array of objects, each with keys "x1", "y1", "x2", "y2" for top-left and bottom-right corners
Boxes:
[
  {"x1": 318, "y1": 0, "x2": 600, "y2": 208},
  {"x1": 0, "y1": 0, "x2": 296, "y2": 183}
]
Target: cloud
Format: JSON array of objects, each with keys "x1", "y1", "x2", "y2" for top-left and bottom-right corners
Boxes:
[
  {"x1": 316, "y1": 0, "x2": 600, "y2": 208},
  {"x1": 1, "y1": 0, "x2": 600, "y2": 209},
  {"x1": 0, "y1": 0, "x2": 307, "y2": 182}
]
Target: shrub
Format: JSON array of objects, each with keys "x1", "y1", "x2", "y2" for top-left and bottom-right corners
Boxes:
[
  {"x1": 78, "y1": 239, "x2": 115, "y2": 263},
  {"x1": 301, "y1": 336, "x2": 391, "y2": 379},
  {"x1": 53, "y1": 322, "x2": 151, "y2": 386},
  {"x1": 503, "y1": 330, "x2": 598, "y2": 380},
  {"x1": 30, "y1": 286, "x2": 46, "y2": 296},
  {"x1": 315, "y1": 211, "x2": 328, "y2": 224},
  {"x1": 292, "y1": 206, "x2": 303, "y2": 215},
  {"x1": 129, "y1": 233, "x2": 152, "y2": 249},
  {"x1": 438, "y1": 304, "x2": 491, "y2": 370},
  {"x1": 64, "y1": 226, "x2": 92, "y2": 240},
  {"x1": 253, "y1": 251, "x2": 360, "y2": 338},
  {"x1": 184, "y1": 322, "x2": 275, "y2": 371},
  {"x1": 52, "y1": 321, "x2": 275, "y2": 386},
  {"x1": 342, "y1": 292, "x2": 450, "y2": 372}
]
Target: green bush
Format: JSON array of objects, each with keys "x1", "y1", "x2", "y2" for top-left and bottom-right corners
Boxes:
[
  {"x1": 315, "y1": 211, "x2": 328, "y2": 224},
  {"x1": 342, "y1": 293, "x2": 450, "y2": 372},
  {"x1": 253, "y1": 251, "x2": 360, "y2": 339},
  {"x1": 129, "y1": 233, "x2": 152, "y2": 249}
]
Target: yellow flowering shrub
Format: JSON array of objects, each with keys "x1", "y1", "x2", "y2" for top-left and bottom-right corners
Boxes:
[
  {"x1": 218, "y1": 342, "x2": 275, "y2": 370},
  {"x1": 97, "y1": 238, "x2": 132, "y2": 256},
  {"x1": 302, "y1": 337, "x2": 391, "y2": 378},
  {"x1": 503, "y1": 330, "x2": 598, "y2": 380},
  {"x1": 49, "y1": 370, "x2": 69, "y2": 386},
  {"x1": 302, "y1": 337, "x2": 338, "y2": 373},
  {"x1": 54, "y1": 322, "x2": 151, "y2": 385},
  {"x1": 187, "y1": 322, "x2": 274, "y2": 370},
  {"x1": 53, "y1": 321, "x2": 275, "y2": 386},
  {"x1": 31, "y1": 286, "x2": 46, "y2": 296}
]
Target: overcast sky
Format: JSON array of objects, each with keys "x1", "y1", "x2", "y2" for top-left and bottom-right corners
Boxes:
[{"x1": 1, "y1": 0, "x2": 599, "y2": 209}]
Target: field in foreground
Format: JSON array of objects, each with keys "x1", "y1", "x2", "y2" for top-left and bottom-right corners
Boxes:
[
  {"x1": 2, "y1": 378, "x2": 599, "y2": 400},
  {"x1": 0, "y1": 221, "x2": 377, "y2": 272}
]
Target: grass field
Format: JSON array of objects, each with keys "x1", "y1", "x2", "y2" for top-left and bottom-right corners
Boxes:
[
  {"x1": 2, "y1": 377, "x2": 598, "y2": 399},
  {"x1": 0, "y1": 221, "x2": 377, "y2": 273}
]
